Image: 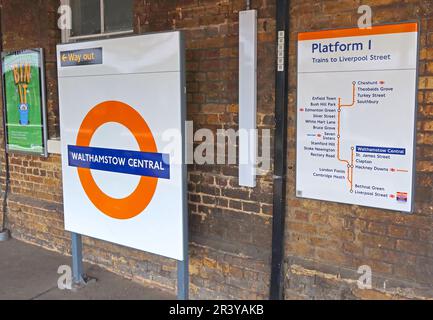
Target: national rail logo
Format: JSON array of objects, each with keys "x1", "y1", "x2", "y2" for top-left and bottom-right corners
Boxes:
[{"x1": 67, "y1": 100, "x2": 170, "y2": 220}]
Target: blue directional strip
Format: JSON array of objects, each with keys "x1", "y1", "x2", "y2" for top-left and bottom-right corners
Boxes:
[{"x1": 68, "y1": 145, "x2": 170, "y2": 179}]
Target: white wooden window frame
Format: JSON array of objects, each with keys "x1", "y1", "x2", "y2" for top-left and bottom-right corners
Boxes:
[{"x1": 61, "y1": 0, "x2": 134, "y2": 43}]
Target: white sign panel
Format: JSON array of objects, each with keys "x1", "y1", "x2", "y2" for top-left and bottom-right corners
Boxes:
[
  {"x1": 57, "y1": 32, "x2": 186, "y2": 260},
  {"x1": 296, "y1": 23, "x2": 418, "y2": 213}
]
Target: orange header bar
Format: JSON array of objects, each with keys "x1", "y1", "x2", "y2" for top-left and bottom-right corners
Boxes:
[{"x1": 298, "y1": 23, "x2": 418, "y2": 41}]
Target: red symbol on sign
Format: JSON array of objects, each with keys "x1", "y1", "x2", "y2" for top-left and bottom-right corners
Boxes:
[{"x1": 396, "y1": 192, "x2": 408, "y2": 203}]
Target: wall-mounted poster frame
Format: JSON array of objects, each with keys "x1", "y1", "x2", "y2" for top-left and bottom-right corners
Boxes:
[{"x1": 1, "y1": 48, "x2": 48, "y2": 157}]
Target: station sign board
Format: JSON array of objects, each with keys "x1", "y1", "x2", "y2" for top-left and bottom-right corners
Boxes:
[
  {"x1": 57, "y1": 32, "x2": 186, "y2": 260},
  {"x1": 296, "y1": 23, "x2": 419, "y2": 213}
]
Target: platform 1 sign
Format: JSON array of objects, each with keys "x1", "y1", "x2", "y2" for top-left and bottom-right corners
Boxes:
[
  {"x1": 296, "y1": 23, "x2": 418, "y2": 213},
  {"x1": 57, "y1": 32, "x2": 186, "y2": 260}
]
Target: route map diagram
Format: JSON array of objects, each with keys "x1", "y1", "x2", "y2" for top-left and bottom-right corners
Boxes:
[
  {"x1": 296, "y1": 23, "x2": 418, "y2": 213},
  {"x1": 337, "y1": 82, "x2": 356, "y2": 193}
]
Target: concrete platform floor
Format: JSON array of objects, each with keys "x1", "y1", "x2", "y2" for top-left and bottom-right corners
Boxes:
[{"x1": 0, "y1": 239, "x2": 175, "y2": 300}]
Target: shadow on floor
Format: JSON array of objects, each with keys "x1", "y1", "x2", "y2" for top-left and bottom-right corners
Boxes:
[{"x1": 0, "y1": 239, "x2": 175, "y2": 300}]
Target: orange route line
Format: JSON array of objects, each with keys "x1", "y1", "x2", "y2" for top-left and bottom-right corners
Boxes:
[
  {"x1": 337, "y1": 83, "x2": 357, "y2": 192},
  {"x1": 340, "y1": 83, "x2": 356, "y2": 108},
  {"x1": 337, "y1": 99, "x2": 349, "y2": 165},
  {"x1": 350, "y1": 148, "x2": 354, "y2": 190}
]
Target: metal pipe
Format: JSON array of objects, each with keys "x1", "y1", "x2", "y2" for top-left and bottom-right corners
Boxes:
[
  {"x1": 246, "y1": 0, "x2": 251, "y2": 10},
  {"x1": 71, "y1": 233, "x2": 84, "y2": 284},
  {"x1": 0, "y1": 0, "x2": 10, "y2": 240},
  {"x1": 270, "y1": 0, "x2": 289, "y2": 300}
]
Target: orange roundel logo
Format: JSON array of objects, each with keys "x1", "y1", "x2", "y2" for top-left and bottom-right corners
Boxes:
[{"x1": 75, "y1": 101, "x2": 158, "y2": 220}]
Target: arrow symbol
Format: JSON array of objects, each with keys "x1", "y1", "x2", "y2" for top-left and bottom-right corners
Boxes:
[{"x1": 61, "y1": 54, "x2": 67, "y2": 62}]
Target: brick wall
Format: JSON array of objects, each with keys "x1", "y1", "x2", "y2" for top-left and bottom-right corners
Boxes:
[
  {"x1": 0, "y1": 0, "x2": 276, "y2": 300},
  {"x1": 1, "y1": 0, "x2": 432, "y2": 301},
  {"x1": 133, "y1": 0, "x2": 276, "y2": 299},
  {"x1": 0, "y1": 0, "x2": 66, "y2": 253},
  {"x1": 285, "y1": 0, "x2": 433, "y2": 300}
]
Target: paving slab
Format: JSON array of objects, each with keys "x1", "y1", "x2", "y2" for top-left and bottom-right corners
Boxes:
[{"x1": 0, "y1": 239, "x2": 175, "y2": 300}]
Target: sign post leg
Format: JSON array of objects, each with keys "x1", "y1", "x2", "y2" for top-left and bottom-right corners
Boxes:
[
  {"x1": 177, "y1": 258, "x2": 189, "y2": 300},
  {"x1": 71, "y1": 232, "x2": 85, "y2": 284}
]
